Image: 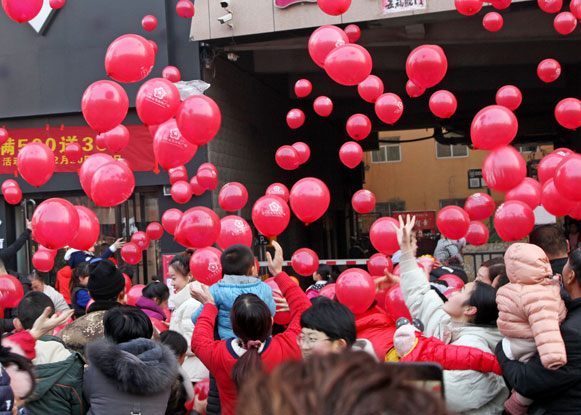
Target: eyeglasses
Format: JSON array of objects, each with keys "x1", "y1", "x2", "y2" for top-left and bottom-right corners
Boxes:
[{"x1": 296, "y1": 334, "x2": 331, "y2": 347}]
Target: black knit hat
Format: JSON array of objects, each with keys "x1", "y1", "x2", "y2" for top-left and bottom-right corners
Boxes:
[{"x1": 88, "y1": 259, "x2": 125, "y2": 301}]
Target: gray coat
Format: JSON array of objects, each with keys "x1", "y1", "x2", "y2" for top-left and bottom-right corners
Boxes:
[{"x1": 84, "y1": 338, "x2": 179, "y2": 415}]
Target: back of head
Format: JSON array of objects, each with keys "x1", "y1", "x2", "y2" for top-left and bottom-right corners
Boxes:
[
  {"x1": 568, "y1": 249, "x2": 581, "y2": 285},
  {"x1": 118, "y1": 265, "x2": 134, "y2": 280},
  {"x1": 530, "y1": 224, "x2": 568, "y2": 258},
  {"x1": 466, "y1": 281, "x2": 499, "y2": 326},
  {"x1": 142, "y1": 281, "x2": 170, "y2": 303},
  {"x1": 27, "y1": 270, "x2": 43, "y2": 284},
  {"x1": 88, "y1": 259, "x2": 125, "y2": 301},
  {"x1": 17, "y1": 291, "x2": 55, "y2": 330},
  {"x1": 103, "y1": 305, "x2": 153, "y2": 344},
  {"x1": 317, "y1": 264, "x2": 332, "y2": 281},
  {"x1": 504, "y1": 243, "x2": 552, "y2": 284},
  {"x1": 482, "y1": 257, "x2": 505, "y2": 281},
  {"x1": 221, "y1": 244, "x2": 254, "y2": 276},
  {"x1": 160, "y1": 330, "x2": 187, "y2": 357},
  {"x1": 73, "y1": 262, "x2": 90, "y2": 279},
  {"x1": 300, "y1": 297, "x2": 356, "y2": 347}
]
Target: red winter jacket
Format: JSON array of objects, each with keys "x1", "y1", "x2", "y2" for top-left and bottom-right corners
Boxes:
[
  {"x1": 191, "y1": 272, "x2": 310, "y2": 415},
  {"x1": 355, "y1": 305, "x2": 396, "y2": 360},
  {"x1": 401, "y1": 333, "x2": 502, "y2": 375},
  {"x1": 55, "y1": 266, "x2": 72, "y2": 304}
]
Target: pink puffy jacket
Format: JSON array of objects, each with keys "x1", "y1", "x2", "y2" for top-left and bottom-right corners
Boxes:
[{"x1": 497, "y1": 243, "x2": 567, "y2": 369}]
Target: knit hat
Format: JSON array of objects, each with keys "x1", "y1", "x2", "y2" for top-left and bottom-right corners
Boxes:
[{"x1": 88, "y1": 259, "x2": 125, "y2": 301}]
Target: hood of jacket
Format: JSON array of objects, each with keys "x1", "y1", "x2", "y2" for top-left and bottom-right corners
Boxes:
[
  {"x1": 504, "y1": 243, "x2": 553, "y2": 284},
  {"x1": 86, "y1": 338, "x2": 179, "y2": 396},
  {"x1": 136, "y1": 296, "x2": 166, "y2": 321}
]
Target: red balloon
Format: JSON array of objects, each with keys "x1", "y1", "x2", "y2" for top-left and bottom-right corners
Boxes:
[
  {"x1": 464, "y1": 193, "x2": 496, "y2": 221},
  {"x1": 438, "y1": 274, "x2": 465, "y2": 289},
  {"x1": 79, "y1": 153, "x2": 115, "y2": 199},
  {"x1": 123, "y1": 274, "x2": 132, "y2": 295},
  {"x1": 198, "y1": 162, "x2": 217, "y2": 173},
  {"x1": 554, "y1": 11, "x2": 577, "y2": 34},
  {"x1": 197, "y1": 167, "x2": 218, "y2": 190},
  {"x1": 162, "y1": 66, "x2": 181, "y2": 83},
  {"x1": 69, "y1": 206, "x2": 100, "y2": 251},
  {"x1": 32, "y1": 198, "x2": 80, "y2": 250},
  {"x1": 275, "y1": 146, "x2": 300, "y2": 170},
  {"x1": 569, "y1": 202, "x2": 581, "y2": 220},
  {"x1": 176, "y1": 0, "x2": 195, "y2": 18},
  {"x1": 537, "y1": 58, "x2": 561, "y2": 83},
  {"x1": 162, "y1": 209, "x2": 183, "y2": 235},
  {"x1": 171, "y1": 181, "x2": 193, "y2": 204},
  {"x1": 538, "y1": 152, "x2": 566, "y2": 184},
  {"x1": 17, "y1": 143, "x2": 55, "y2": 187},
  {"x1": 358, "y1": 75, "x2": 384, "y2": 103},
  {"x1": 131, "y1": 231, "x2": 150, "y2": 251},
  {"x1": 313, "y1": 96, "x2": 333, "y2": 117},
  {"x1": 406, "y1": 45, "x2": 448, "y2": 89},
  {"x1": 346, "y1": 114, "x2": 371, "y2": 141},
  {"x1": 483, "y1": 12, "x2": 504, "y2": 31},
  {"x1": 317, "y1": 0, "x2": 351, "y2": 15},
  {"x1": 102, "y1": 125, "x2": 130, "y2": 154},
  {"x1": 265, "y1": 183, "x2": 289, "y2": 202},
  {"x1": 127, "y1": 284, "x2": 145, "y2": 306},
  {"x1": 572, "y1": 0, "x2": 581, "y2": 18},
  {"x1": 308, "y1": 25, "x2": 348, "y2": 68},
  {"x1": 406, "y1": 80, "x2": 426, "y2": 98},
  {"x1": 324, "y1": 44, "x2": 372, "y2": 86},
  {"x1": 429, "y1": 90, "x2": 457, "y2": 118},
  {"x1": 91, "y1": 162, "x2": 135, "y2": 207},
  {"x1": 494, "y1": 200, "x2": 535, "y2": 241},
  {"x1": 149, "y1": 40, "x2": 158, "y2": 55},
  {"x1": 554, "y1": 154, "x2": 581, "y2": 201},
  {"x1": 32, "y1": 250, "x2": 54, "y2": 272},
  {"x1": 142, "y1": 15, "x2": 157, "y2": 31},
  {"x1": 0, "y1": 128, "x2": 8, "y2": 146},
  {"x1": 470, "y1": 105, "x2": 518, "y2": 150},
  {"x1": 291, "y1": 248, "x2": 319, "y2": 277},
  {"x1": 1, "y1": 0, "x2": 42, "y2": 23},
  {"x1": 169, "y1": 166, "x2": 188, "y2": 185},
  {"x1": 105, "y1": 34, "x2": 155, "y2": 83},
  {"x1": 49, "y1": 0, "x2": 65, "y2": 9},
  {"x1": 95, "y1": 133, "x2": 107, "y2": 150},
  {"x1": 455, "y1": 0, "x2": 483, "y2": 15},
  {"x1": 217, "y1": 216, "x2": 252, "y2": 249},
  {"x1": 190, "y1": 247, "x2": 223, "y2": 286},
  {"x1": 553, "y1": 147, "x2": 573, "y2": 157},
  {"x1": 65, "y1": 143, "x2": 83, "y2": 163},
  {"x1": 336, "y1": 268, "x2": 375, "y2": 314},
  {"x1": 294, "y1": 79, "x2": 312, "y2": 98},
  {"x1": 289, "y1": 178, "x2": 330, "y2": 225},
  {"x1": 0, "y1": 275, "x2": 24, "y2": 308},
  {"x1": 3, "y1": 186, "x2": 22, "y2": 205},
  {"x1": 370, "y1": 217, "x2": 400, "y2": 256},
  {"x1": 555, "y1": 98, "x2": 581, "y2": 130},
  {"x1": 491, "y1": 0, "x2": 511, "y2": 8},
  {"x1": 153, "y1": 119, "x2": 198, "y2": 170},
  {"x1": 437, "y1": 206, "x2": 470, "y2": 240},
  {"x1": 352, "y1": 189, "x2": 376, "y2": 214},
  {"x1": 482, "y1": 146, "x2": 526, "y2": 192},
  {"x1": 174, "y1": 207, "x2": 221, "y2": 249},
  {"x1": 465, "y1": 221, "x2": 489, "y2": 246},
  {"x1": 146, "y1": 222, "x2": 164, "y2": 240},
  {"x1": 252, "y1": 195, "x2": 291, "y2": 237},
  {"x1": 117, "y1": 158, "x2": 132, "y2": 171},
  {"x1": 292, "y1": 142, "x2": 311, "y2": 165},
  {"x1": 136, "y1": 78, "x2": 180, "y2": 126},
  {"x1": 1, "y1": 179, "x2": 17, "y2": 194},
  {"x1": 339, "y1": 141, "x2": 363, "y2": 169},
  {"x1": 496, "y1": 86, "x2": 522, "y2": 111},
  {"x1": 319, "y1": 283, "x2": 336, "y2": 300},
  {"x1": 538, "y1": 0, "x2": 562, "y2": 13},
  {"x1": 81, "y1": 80, "x2": 129, "y2": 133},
  {"x1": 219, "y1": 182, "x2": 249, "y2": 211},
  {"x1": 367, "y1": 253, "x2": 393, "y2": 276},
  {"x1": 176, "y1": 95, "x2": 222, "y2": 146},
  {"x1": 344, "y1": 24, "x2": 361, "y2": 42},
  {"x1": 385, "y1": 285, "x2": 412, "y2": 321},
  {"x1": 375, "y1": 93, "x2": 404, "y2": 125},
  {"x1": 189, "y1": 176, "x2": 206, "y2": 196},
  {"x1": 505, "y1": 177, "x2": 542, "y2": 209},
  {"x1": 286, "y1": 109, "x2": 305, "y2": 129}
]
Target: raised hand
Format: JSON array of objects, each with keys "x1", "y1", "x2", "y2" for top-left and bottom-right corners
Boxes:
[
  {"x1": 266, "y1": 241, "x2": 284, "y2": 276},
  {"x1": 393, "y1": 214, "x2": 416, "y2": 253},
  {"x1": 190, "y1": 284, "x2": 215, "y2": 305}
]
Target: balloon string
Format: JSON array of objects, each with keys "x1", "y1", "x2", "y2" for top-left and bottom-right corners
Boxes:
[{"x1": 153, "y1": 159, "x2": 160, "y2": 174}]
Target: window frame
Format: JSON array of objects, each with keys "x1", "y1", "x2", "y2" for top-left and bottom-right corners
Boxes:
[
  {"x1": 435, "y1": 142, "x2": 470, "y2": 159},
  {"x1": 371, "y1": 137, "x2": 402, "y2": 164}
]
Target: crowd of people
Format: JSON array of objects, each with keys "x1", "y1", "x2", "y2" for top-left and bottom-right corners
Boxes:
[{"x1": 0, "y1": 219, "x2": 579, "y2": 415}]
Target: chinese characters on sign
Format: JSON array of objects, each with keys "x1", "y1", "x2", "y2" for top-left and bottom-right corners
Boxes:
[
  {"x1": 383, "y1": 0, "x2": 426, "y2": 14},
  {"x1": 392, "y1": 211, "x2": 436, "y2": 231}
]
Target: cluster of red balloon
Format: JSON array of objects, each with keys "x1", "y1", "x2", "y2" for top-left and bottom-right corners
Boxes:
[
  {"x1": 275, "y1": 143, "x2": 310, "y2": 170},
  {"x1": 79, "y1": 154, "x2": 135, "y2": 207}
]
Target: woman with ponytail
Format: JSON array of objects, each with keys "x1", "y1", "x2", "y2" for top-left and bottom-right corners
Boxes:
[{"x1": 191, "y1": 242, "x2": 311, "y2": 415}]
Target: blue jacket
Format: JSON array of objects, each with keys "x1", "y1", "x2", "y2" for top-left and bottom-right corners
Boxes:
[{"x1": 191, "y1": 275, "x2": 276, "y2": 340}]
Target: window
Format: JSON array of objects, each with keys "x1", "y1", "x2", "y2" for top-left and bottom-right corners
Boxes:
[
  {"x1": 517, "y1": 144, "x2": 539, "y2": 153},
  {"x1": 371, "y1": 138, "x2": 401, "y2": 163},
  {"x1": 375, "y1": 201, "x2": 406, "y2": 217},
  {"x1": 439, "y1": 199, "x2": 468, "y2": 209},
  {"x1": 436, "y1": 142, "x2": 469, "y2": 159}
]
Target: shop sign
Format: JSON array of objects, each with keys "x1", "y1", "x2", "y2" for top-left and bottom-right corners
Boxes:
[
  {"x1": 392, "y1": 210, "x2": 436, "y2": 231},
  {"x1": 383, "y1": 0, "x2": 426, "y2": 14}
]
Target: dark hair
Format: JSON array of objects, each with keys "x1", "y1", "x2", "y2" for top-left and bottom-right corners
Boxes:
[
  {"x1": 300, "y1": 298, "x2": 356, "y2": 347},
  {"x1": 230, "y1": 294, "x2": 273, "y2": 389},
  {"x1": 142, "y1": 281, "x2": 170, "y2": 303},
  {"x1": 530, "y1": 225, "x2": 568, "y2": 258},
  {"x1": 481, "y1": 257, "x2": 506, "y2": 283},
  {"x1": 17, "y1": 291, "x2": 55, "y2": 330},
  {"x1": 316, "y1": 265, "x2": 332, "y2": 281},
  {"x1": 569, "y1": 249, "x2": 581, "y2": 286},
  {"x1": 70, "y1": 261, "x2": 90, "y2": 295},
  {"x1": 169, "y1": 254, "x2": 190, "y2": 277},
  {"x1": 465, "y1": 281, "x2": 499, "y2": 326},
  {"x1": 237, "y1": 351, "x2": 446, "y2": 415},
  {"x1": 160, "y1": 330, "x2": 188, "y2": 357},
  {"x1": 493, "y1": 272, "x2": 509, "y2": 289},
  {"x1": 118, "y1": 265, "x2": 134, "y2": 280},
  {"x1": 221, "y1": 245, "x2": 255, "y2": 276},
  {"x1": 103, "y1": 305, "x2": 153, "y2": 344}
]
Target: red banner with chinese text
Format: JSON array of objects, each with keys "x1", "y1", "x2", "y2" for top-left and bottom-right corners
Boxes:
[{"x1": 0, "y1": 125, "x2": 155, "y2": 174}]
